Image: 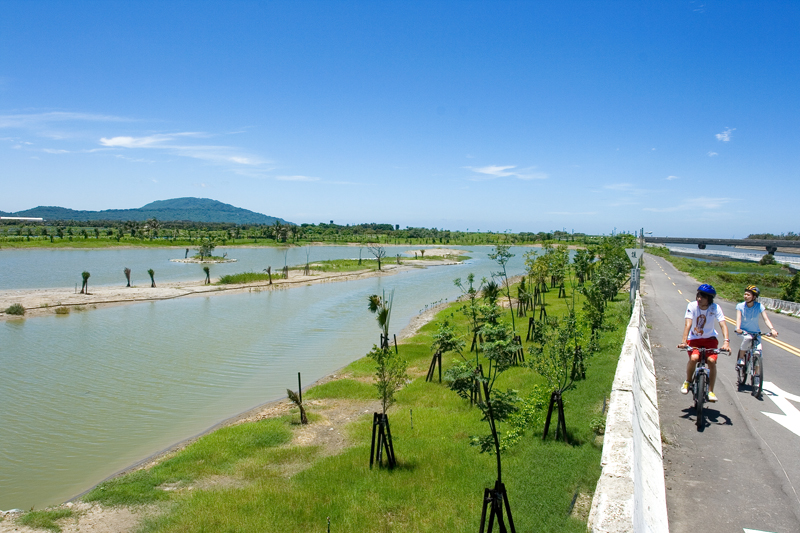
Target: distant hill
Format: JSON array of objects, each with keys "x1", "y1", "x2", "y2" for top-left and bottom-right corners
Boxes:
[{"x1": 2, "y1": 198, "x2": 292, "y2": 225}]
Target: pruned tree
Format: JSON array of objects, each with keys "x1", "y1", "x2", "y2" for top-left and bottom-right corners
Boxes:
[
  {"x1": 527, "y1": 312, "x2": 585, "y2": 441},
  {"x1": 196, "y1": 239, "x2": 216, "y2": 261},
  {"x1": 366, "y1": 290, "x2": 407, "y2": 469},
  {"x1": 489, "y1": 244, "x2": 516, "y2": 332},
  {"x1": 572, "y1": 248, "x2": 595, "y2": 285},
  {"x1": 367, "y1": 243, "x2": 386, "y2": 270},
  {"x1": 203, "y1": 266, "x2": 211, "y2": 285},
  {"x1": 148, "y1": 269, "x2": 156, "y2": 288},
  {"x1": 454, "y1": 273, "x2": 486, "y2": 353},
  {"x1": 469, "y1": 298, "x2": 520, "y2": 531},
  {"x1": 123, "y1": 267, "x2": 131, "y2": 287},
  {"x1": 429, "y1": 319, "x2": 465, "y2": 383},
  {"x1": 80, "y1": 271, "x2": 90, "y2": 294}
]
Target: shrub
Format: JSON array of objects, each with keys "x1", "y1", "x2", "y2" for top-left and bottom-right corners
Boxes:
[
  {"x1": 781, "y1": 272, "x2": 800, "y2": 302},
  {"x1": 4, "y1": 303, "x2": 25, "y2": 315},
  {"x1": 55, "y1": 306, "x2": 70, "y2": 315},
  {"x1": 760, "y1": 253, "x2": 776, "y2": 265}
]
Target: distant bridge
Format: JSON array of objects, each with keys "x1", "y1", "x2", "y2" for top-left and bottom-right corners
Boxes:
[{"x1": 645, "y1": 237, "x2": 800, "y2": 254}]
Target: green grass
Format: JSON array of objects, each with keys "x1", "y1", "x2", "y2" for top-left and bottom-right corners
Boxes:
[
  {"x1": 84, "y1": 418, "x2": 291, "y2": 505},
  {"x1": 405, "y1": 254, "x2": 470, "y2": 262},
  {"x1": 18, "y1": 509, "x2": 73, "y2": 532},
  {"x1": 217, "y1": 272, "x2": 275, "y2": 284},
  {"x1": 305, "y1": 258, "x2": 380, "y2": 272},
  {"x1": 79, "y1": 278, "x2": 629, "y2": 532},
  {"x1": 646, "y1": 247, "x2": 793, "y2": 301}
]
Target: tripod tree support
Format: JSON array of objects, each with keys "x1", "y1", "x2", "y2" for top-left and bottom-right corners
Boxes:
[
  {"x1": 426, "y1": 350, "x2": 443, "y2": 382},
  {"x1": 542, "y1": 390, "x2": 568, "y2": 442},
  {"x1": 369, "y1": 412, "x2": 396, "y2": 469},
  {"x1": 479, "y1": 479, "x2": 516, "y2": 533}
]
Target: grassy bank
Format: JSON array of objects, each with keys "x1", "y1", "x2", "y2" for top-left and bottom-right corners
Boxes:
[
  {"x1": 75, "y1": 279, "x2": 628, "y2": 532},
  {"x1": 646, "y1": 246, "x2": 794, "y2": 301}
]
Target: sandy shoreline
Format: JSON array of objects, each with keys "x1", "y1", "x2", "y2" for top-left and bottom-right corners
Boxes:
[{"x1": 0, "y1": 248, "x2": 467, "y2": 320}]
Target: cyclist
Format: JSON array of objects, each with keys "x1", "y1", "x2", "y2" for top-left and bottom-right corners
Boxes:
[
  {"x1": 735, "y1": 285, "x2": 778, "y2": 366},
  {"x1": 678, "y1": 284, "x2": 730, "y2": 402}
]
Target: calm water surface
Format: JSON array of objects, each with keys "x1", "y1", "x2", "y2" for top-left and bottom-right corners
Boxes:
[
  {"x1": 0, "y1": 246, "x2": 537, "y2": 509},
  {"x1": 0, "y1": 245, "x2": 450, "y2": 290}
]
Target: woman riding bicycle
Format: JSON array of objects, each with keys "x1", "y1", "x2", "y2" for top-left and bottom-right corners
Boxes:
[
  {"x1": 678, "y1": 284, "x2": 730, "y2": 402},
  {"x1": 735, "y1": 285, "x2": 778, "y2": 365}
]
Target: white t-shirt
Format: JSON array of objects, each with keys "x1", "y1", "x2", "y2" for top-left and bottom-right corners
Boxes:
[{"x1": 684, "y1": 301, "x2": 725, "y2": 340}]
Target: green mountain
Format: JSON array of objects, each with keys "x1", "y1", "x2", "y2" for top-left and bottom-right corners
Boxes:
[{"x1": 2, "y1": 198, "x2": 292, "y2": 225}]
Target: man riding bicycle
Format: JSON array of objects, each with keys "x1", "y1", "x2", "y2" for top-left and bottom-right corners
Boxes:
[
  {"x1": 735, "y1": 285, "x2": 778, "y2": 365},
  {"x1": 678, "y1": 284, "x2": 730, "y2": 402}
]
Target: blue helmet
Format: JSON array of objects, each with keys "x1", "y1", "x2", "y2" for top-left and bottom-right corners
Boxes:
[{"x1": 697, "y1": 284, "x2": 716, "y2": 296}]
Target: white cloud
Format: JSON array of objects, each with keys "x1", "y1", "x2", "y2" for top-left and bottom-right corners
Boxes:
[
  {"x1": 275, "y1": 175, "x2": 320, "y2": 182},
  {"x1": 548, "y1": 211, "x2": 598, "y2": 216},
  {"x1": 643, "y1": 196, "x2": 731, "y2": 213},
  {"x1": 604, "y1": 183, "x2": 636, "y2": 191},
  {"x1": 100, "y1": 132, "x2": 264, "y2": 166},
  {"x1": 0, "y1": 111, "x2": 130, "y2": 129},
  {"x1": 666, "y1": 175, "x2": 679, "y2": 180},
  {"x1": 42, "y1": 148, "x2": 70, "y2": 154},
  {"x1": 715, "y1": 127, "x2": 735, "y2": 142},
  {"x1": 707, "y1": 151, "x2": 718, "y2": 157},
  {"x1": 467, "y1": 165, "x2": 547, "y2": 181}
]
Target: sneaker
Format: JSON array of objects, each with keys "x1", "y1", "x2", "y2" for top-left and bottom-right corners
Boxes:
[
  {"x1": 681, "y1": 381, "x2": 690, "y2": 394},
  {"x1": 708, "y1": 391, "x2": 718, "y2": 402}
]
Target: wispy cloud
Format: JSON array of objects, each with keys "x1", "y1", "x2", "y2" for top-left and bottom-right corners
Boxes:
[
  {"x1": 604, "y1": 183, "x2": 637, "y2": 192},
  {"x1": 275, "y1": 175, "x2": 320, "y2": 182},
  {"x1": 666, "y1": 175, "x2": 679, "y2": 180},
  {"x1": 0, "y1": 111, "x2": 130, "y2": 129},
  {"x1": 715, "y1": 127, "x2": 735, "y2": 142},
  {"x1": 707, "y1": 151, "x2": 718, "y2": 157},
  {"x1": 466, "y1": 165, "x2": 548, "y2": 181},
  {"x1": 100, "y1": 132, "x2": 265, "y2": 166},
  {"x1": 643, "y1": 196, "x2": 731, "y2": 213}
]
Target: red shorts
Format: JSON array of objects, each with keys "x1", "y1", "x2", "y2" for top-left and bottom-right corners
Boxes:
[{"x1": 688, "y1": 338, "x2": 719, "y2": 362}]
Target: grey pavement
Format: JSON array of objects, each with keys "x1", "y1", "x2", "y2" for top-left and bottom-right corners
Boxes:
[{"x1": 642, "y1": 253, "x2": 800, "y2": 533}]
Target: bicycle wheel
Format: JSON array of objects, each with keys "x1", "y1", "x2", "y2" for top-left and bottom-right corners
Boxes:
[
  {"x1": 752, "y1": 355, "x2": 763, "y2": 398},
  {"x1": 737, "y1": 356, "x2": 747, "y2": 388},
  {"x1": 696, "y1": 372, "x2": 706, "y2": 429}
]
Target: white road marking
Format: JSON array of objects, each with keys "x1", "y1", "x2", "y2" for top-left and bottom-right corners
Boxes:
[
  {"x1": 743, "y1": 529, "x2": 777, "y2": 533},
  {"x1": 762, "y1": 382, "x2": 800, "y2": 438}
]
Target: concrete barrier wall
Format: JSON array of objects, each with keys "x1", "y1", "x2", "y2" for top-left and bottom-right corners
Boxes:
[
  {"x1": 587, "y1": 292, "x2": 669, "y2": 533},
  {"x1": 760, "y1": 296, "x2": 800, "y2": 318}
]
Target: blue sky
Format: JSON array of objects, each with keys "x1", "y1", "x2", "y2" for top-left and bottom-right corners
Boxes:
[{"x1": 1, "y1": 1, "x2": 798, "y2": 237}]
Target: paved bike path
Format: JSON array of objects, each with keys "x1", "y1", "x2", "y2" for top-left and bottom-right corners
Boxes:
[{"x1": 643, "y1": 253, "x2": 800, "y2": 533}]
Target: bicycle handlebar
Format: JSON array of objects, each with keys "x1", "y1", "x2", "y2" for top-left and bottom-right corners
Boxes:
[{"x1": 735, "y1": 330, "x2": 774, "y2": 338}]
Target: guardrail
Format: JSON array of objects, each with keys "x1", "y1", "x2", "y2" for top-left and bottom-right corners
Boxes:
[
  {"x1": 760, "y1": 297, "x2": 800, "y2": 318},
  {"x1": 587, "y1": 291, "x2": 669, "y2": 533}
]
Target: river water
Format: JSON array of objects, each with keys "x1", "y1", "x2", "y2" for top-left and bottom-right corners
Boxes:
[{"x1": 0, "y1": 245, "x2": 536, "y2": 509}]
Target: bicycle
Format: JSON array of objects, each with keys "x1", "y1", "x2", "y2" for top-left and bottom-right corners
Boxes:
[
  {"x1": 735, "y1": 331, "x2": 772, "y2": 399},
  {"x1": 680, "y1": 346, "x2": 729, "y2": 429}
]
